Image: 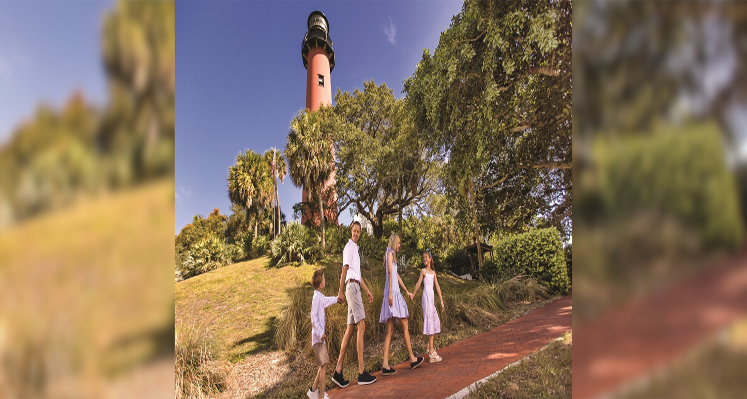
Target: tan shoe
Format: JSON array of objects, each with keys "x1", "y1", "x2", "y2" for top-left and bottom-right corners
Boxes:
[{"x1": 429, "y1": 351, "x2": 442, "y2": 363}]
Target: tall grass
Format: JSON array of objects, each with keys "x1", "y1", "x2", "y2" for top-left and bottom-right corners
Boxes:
[
  {"x1": 493, "y1": 275, "x2": 550, "y2": 305},
  {"x1": 175, "y1": 322, "x2": 229, "y2": 399}
]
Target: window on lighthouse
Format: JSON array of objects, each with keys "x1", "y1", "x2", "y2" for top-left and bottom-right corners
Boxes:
[{"x1": 318, "y1": 74, "x2": 324, "y2": 87}]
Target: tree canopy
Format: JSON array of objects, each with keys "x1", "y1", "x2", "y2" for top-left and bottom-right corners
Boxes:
[{"x1": 405, "y1": 0, "x2": 572, "y2": 263}]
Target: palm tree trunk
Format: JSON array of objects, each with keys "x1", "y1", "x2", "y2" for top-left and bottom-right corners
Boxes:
[
  {"x1": 319, "y1": 184, "x2": 326, "y2": 251},
  {"x1": 254, "y1": 219, "x2": 258, "y2": 239},
  {"x1": 276, "y1": 182, "x2": 281, "y2": 236}
]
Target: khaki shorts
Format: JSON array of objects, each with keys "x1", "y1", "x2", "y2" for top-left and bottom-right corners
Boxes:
[
  {"x1": 346, "y1": 282, "x2": 366, "y2": 325},
  {"x1": 312, "y1": 342, "x2": 329, "y2": 366}
]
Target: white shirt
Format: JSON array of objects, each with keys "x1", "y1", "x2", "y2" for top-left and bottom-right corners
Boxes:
[
  {"x1": 342, "y1": 239, "x2": 361, "y2": 283},
  {"x1": 311, "y1": 290, "x2": 338, "y2": 346}
]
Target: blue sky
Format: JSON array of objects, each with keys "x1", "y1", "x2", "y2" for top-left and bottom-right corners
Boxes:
[
  {"x1": 176, "y1": 1, "x2": 464, "y2": 234},
  {"x1": 0, "y1": 1, "x2": 111, "y2": 144}
]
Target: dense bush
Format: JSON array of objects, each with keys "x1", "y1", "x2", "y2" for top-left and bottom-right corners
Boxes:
[
  {"x1": 180, "y1": 235, "x2": 228, "y2": 279},
  {"x1": 357, "y1": 232, "x2": 388, "y2": 266},
  {"x1": 224, "y1": 243, "x2": 244, "y2": 263},
  {"x1": 444, "y1": 246, "x2": 472, "y2": 276},
  {"x1": 593, "y1": 124, "x2": 743, "y2": 251},
  {"x1": 493, "y1": 228, "x2": 569, "y2": 295},
  {"x1": 250, "y1": 234, "x2": 271, "y2": 259},
  {"x1": 270, "y1": 222, "x2": 320, "y2": 266},
  {"x1": 565, "y1": 243, "x2": 572, "y2": 283},
  {"x1": 325, "y1": 224, "x2": 351, "y2": 254}
]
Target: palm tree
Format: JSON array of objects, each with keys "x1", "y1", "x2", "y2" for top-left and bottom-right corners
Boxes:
[
  {"x1": 264, "y1": 148, "x2": 287, "y2": 237},
  {"x1": 227, "y1": 150, "x2": 273, "y2": 239},
  {"x1": 285, "y1": 109, "x2": 334, "y2": 250}
]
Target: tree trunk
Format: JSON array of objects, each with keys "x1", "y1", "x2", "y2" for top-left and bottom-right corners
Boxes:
[
  {"x1": 398, "y1": 208, "x2": 403, "y2": 238},
  {"x1": 469, "y1": 180, "x2": 483, "y2": 270},
  {"x1": 372, "y1": 212, "x2": 385, "y2": 239},
  {"x1": 276, "y1": 183, "x2": 281, "y2": 236},
  {"x1": 254, "y1": 219, "x2": 258, "y2": 240},
  {"x1": 319, "y1": 184, "x2": 326, "y2": 251}
]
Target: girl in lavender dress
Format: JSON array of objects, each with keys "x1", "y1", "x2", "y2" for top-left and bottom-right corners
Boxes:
[
  {"x1": 411, "y1": 249, "x2": 445, "y2": 363},
  {"x1": 379, "y1": 233, "x2": 424, "y2": 375}
]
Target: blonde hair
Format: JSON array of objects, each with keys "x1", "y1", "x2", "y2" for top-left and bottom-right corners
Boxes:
[{"x1": 387, "y1": 233, "x2": 400, "y2": 251}]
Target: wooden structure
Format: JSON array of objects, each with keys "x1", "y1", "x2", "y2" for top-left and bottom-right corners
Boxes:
[{"x1": 465, "y1": 241, "x2": 493, "y2": 274}]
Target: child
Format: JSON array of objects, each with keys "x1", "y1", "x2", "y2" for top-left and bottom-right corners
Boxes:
[
  {"x1": 411, "y1": 249, "x2": 445, "y2": 362},
  {"x1": 380, "y1": 233, "x2": 424, "y2": 375},
  {"x1": 308, "y1": 268, "x2": 341, "y2": 399}
]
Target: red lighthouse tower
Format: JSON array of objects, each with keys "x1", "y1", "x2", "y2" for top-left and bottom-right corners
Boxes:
[{"x1": 301, "y1": 11, "x2": 338, "y2": 226}]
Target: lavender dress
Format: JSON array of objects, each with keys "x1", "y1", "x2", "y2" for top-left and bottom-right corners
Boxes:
[
  {"x1": 422, "y1": 271, "x2": 441, "y2": 335},
  {"x1": 379, "y1": 248, "x2": 409, "y2": 322}
]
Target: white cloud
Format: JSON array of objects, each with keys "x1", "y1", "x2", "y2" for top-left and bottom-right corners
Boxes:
[
  {"x1": 383, "y1": 16, "x2": 397, "y2": 45},
  {"x1": 179, "y1": 186, "x2": 193, "y2": 197}
]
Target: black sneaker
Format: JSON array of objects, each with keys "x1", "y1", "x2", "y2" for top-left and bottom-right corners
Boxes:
[
  {"x1": 332, "y1": 370, "x2": 349, "y2": 388},
  {"x1": 410, "y1": 357, "x2": 424, "y2": 369},
  {"x1": 357, "y1": 370, "x2": 377, "y2": 385},
  {"x1": 382, "y1": 366, "x2": 397, "y2": 376}
]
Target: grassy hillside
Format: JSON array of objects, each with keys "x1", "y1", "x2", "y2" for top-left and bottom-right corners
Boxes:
[
  {"x1": 175, "y1": 256, "x2": 318, "y2": 361},
  {"x1": 0, "y1": 179, "x2": 175, "y2": 398}
]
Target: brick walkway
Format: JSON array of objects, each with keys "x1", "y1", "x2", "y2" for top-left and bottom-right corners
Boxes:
[
  {"x1": 329, "y1": 295, "x2": 572, "y2": 399},
  {"x1": 573, "y1": 254, "x2": 747, "y2": 398}
]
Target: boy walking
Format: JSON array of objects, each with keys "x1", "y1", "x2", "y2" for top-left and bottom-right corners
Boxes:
[
  {"x1": 332, "y1": 221, "x2": 377, "y2": 387},
  {"x1": 308, "y1": 268, "x2": 341, "y2": 399}
]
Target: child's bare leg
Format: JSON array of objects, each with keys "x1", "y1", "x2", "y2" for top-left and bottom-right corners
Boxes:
[
  {"x1": 428, "y1": 335, "x2": 435, "y2": 354},
  {"x1": 399, "y1": 318, "x2": 417, "y2": 362},
  {"x1": 335, "y1": 324, "x2": 355, "y2": 373},
  {"x1": 318, "y1": 363, "x2": 328, "y2": 397},
  {"x1": 382, "y1": 319, "x2": 394, "y2": 368},
  {"x1": 312, "y1": 364, "x2": 324, "y2": 392}
]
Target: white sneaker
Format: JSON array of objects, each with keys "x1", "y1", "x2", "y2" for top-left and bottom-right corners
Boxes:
[
  {"x1": 323, "y1": 393, "x2": 331, "y2": 399},
  {"x1": 429, "y1": 351, "x2": 443, "y2": 363},
  {"x1": 307, "y1": 388, "x2": 319, "y2": 399}
]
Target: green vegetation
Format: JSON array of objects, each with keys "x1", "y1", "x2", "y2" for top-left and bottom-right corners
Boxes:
[
  {"x1": 466, "y1": 332, "x2": 572, "y2": 399},
  {"x1": 483, "y1": 227, "x2": 569, "y2": 294},
  {"x1": 175, "y1": 322, "x2": 230, "y2": 399},
  {"x1": 0, "y1": 1, "x2": 175, "y2": 229},
  {"x1": 405, "y1": 0, "x2": 572, "y2": 267}
]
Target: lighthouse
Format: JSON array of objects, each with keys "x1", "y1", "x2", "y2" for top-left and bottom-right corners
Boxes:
[{"x1": 301, "y1": 10, "x2": 338, "y2": 226}]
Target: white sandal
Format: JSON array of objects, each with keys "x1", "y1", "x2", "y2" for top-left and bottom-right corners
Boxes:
[{"x1": 429, "y1": 351, "x2": 442, "y2": 363}]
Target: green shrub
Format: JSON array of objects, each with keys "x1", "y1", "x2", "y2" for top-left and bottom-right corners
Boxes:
[
  {"x1": 250, "y1": 234, "x2": 271, "y2": 259},
  {"x1": 357, "y1": 232, "x2": 388, "y2": 265},
  {"x1": 325, "y1": 224, "x2": 351, "y2": 254},
  {"x1": 445, "y1": 246, "x2": 472, "y2": 276},
  {"x1": 270, "y1": 222, "x2": 320, "y2": 266},
  {"x1": 594, "y1": 123, "x2": 743, "y2": 251},
  {"x1": 494, "y1": 228, "x2": 569, "y2": 295},
  {"x1": 224, "y1": 243, "x2": 244, "y2": 263},
  {"x1": 180, "y1": 235, "x2": 228, "y2": 279}
]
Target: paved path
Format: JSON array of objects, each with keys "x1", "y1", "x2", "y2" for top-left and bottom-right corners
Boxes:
[
  {"x1": 573, "y1": 253, "x2": 747, "y2": 398},
  {"x1": 330, "y1": 295, "x2": 572, "y2": 399}
]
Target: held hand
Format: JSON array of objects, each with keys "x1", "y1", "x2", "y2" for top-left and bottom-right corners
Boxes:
[
  {"x1": 367, "y1": 290, "x2": 374, "y2": 304},
  {"x1": 321, "y1": 333, "x2": 327, "y2": 343},
  {"x1": 337, "y1": 294, "x2": 345, "y2": 303},
  {"x1": 388, "y1": 295, "x2": 393, "y2": 306},
  {"x1": 408, "y1": 292, "x2": 414, "y2": 301}
]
